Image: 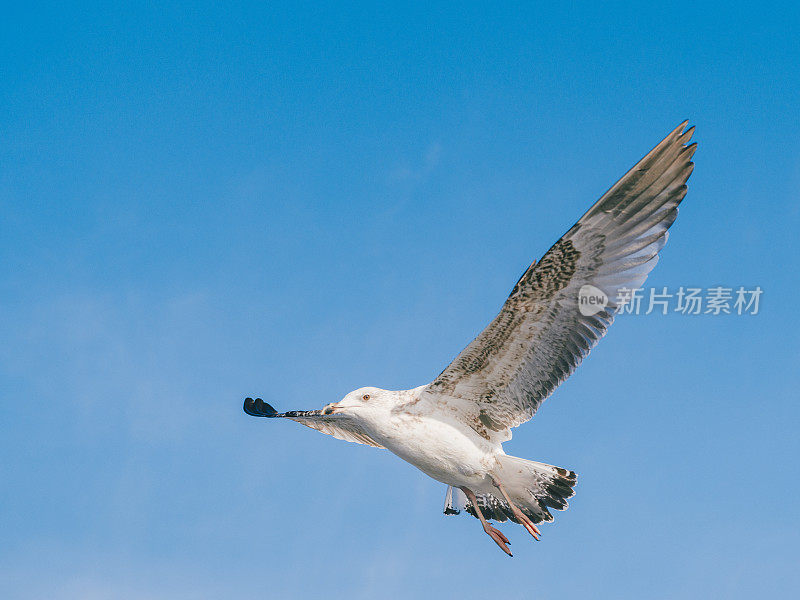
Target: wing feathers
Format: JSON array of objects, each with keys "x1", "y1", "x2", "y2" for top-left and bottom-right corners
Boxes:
[
  {"x1": 420, "y1": 123, "x2": 696, "y2": 440},
  {"x1": 243, "y1": 398, "x2": 385, "y2": 448}
]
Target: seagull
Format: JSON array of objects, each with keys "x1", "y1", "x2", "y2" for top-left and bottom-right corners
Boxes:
[{"x1": 245, "y1": 122, "x2": 696, "y2": 556}]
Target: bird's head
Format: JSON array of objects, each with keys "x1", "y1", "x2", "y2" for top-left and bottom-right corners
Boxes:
[{"x1": 322, "y1": 386, "x2": 394, "y2": 416}]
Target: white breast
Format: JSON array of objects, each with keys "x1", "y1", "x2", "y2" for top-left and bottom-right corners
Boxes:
[{"x1": 369, "y1": 413, "x2": 501, "y2": 488}]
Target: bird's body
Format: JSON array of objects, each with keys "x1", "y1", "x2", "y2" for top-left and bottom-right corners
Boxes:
[
  {"x1": 245, "y1": 122, "x2": 697, "y2": 555},
  {"x1": 352, "y1": 387, "x2": 498, "y2": 490}
]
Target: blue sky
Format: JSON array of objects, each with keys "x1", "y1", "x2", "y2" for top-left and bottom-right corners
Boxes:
[{"x1": 1, "y1": 2, "x2": 799, "y2": 598}]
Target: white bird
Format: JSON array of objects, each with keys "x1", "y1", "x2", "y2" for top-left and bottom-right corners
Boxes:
[{"x1": 245, "y1": 122, "x2": 696, "y2": 556}]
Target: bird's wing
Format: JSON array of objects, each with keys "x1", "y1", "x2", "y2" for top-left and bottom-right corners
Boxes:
[
  {"x1": 244, "y1": 397, "x2": 385, "y2": 448},
  {"x1": 290, "y1": 416, "x2": 385, "y2": 448},
  {"x1": 419, "y1": 122, "x2": 696, "y2": 441}
]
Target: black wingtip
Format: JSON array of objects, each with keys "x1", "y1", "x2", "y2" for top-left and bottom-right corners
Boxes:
[{"x1": 243, "y1": 397, "x2": 278, "y2": 417}]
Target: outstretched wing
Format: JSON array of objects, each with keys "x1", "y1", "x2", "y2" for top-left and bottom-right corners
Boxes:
[
  {"x1": 421, "y1": 122, "x2": 696, "y2": 441},
  {"x1": 243, "y1": 397, "x2": 385, "y2": 448}
]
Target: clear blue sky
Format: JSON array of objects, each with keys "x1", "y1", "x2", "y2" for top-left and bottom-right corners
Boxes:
[{"x1": 2, "y1": 3, "x2": 798, "y2": 599}]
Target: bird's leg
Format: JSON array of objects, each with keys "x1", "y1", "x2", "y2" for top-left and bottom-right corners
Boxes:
[
  {"x1": 491, "y1": 477, "x2": 541, "y2": 541},
  {"x1": 459, "y1": 486, "x2": 512, "y2": 557}
]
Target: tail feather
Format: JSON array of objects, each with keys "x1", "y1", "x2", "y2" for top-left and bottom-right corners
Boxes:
[
  {"x1": 443, "y1": 455, "x2": 578, "y2": 525},
  {"x1": 495, "y1": 455, "x2": 577, "y2": 523},
  {"x1": 443, "y1": 485, "x2": 519, "y2": 522}
]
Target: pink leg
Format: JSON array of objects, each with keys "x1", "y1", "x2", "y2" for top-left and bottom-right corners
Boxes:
[
  {"x1": 460, "y1": 486, "x2": 513, "y2": 557},
  {"x1": 491, "y1": 477, "x2": 541, "y2": 540}
]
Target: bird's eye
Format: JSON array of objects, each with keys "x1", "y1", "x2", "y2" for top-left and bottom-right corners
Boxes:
[{"x1": 362, "y1": 394, "x2": 370, "y2": 401}]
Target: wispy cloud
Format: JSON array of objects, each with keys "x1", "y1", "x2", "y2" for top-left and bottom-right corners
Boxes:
[{"x1": 388, "y1": 142, "x2": 443, "y2": 183}]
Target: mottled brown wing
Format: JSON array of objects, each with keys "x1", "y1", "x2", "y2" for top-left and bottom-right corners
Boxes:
[{"x1": 421, "y1": 122, "x2": 697, "y2": 441}]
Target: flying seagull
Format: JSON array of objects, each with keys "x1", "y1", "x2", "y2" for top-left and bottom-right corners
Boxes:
[{"x1": 245, "y1": 122, "x2": 696, "y2": 556}]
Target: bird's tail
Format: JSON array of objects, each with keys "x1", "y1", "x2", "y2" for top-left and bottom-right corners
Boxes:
[{"x1": 444, "y1": 455, "x2": 577, "y2": 524}]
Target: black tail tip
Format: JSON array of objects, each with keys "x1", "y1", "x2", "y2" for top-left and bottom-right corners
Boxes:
[{"x1": 243, "y1": 397, "x2": 278, "y2": 417}]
